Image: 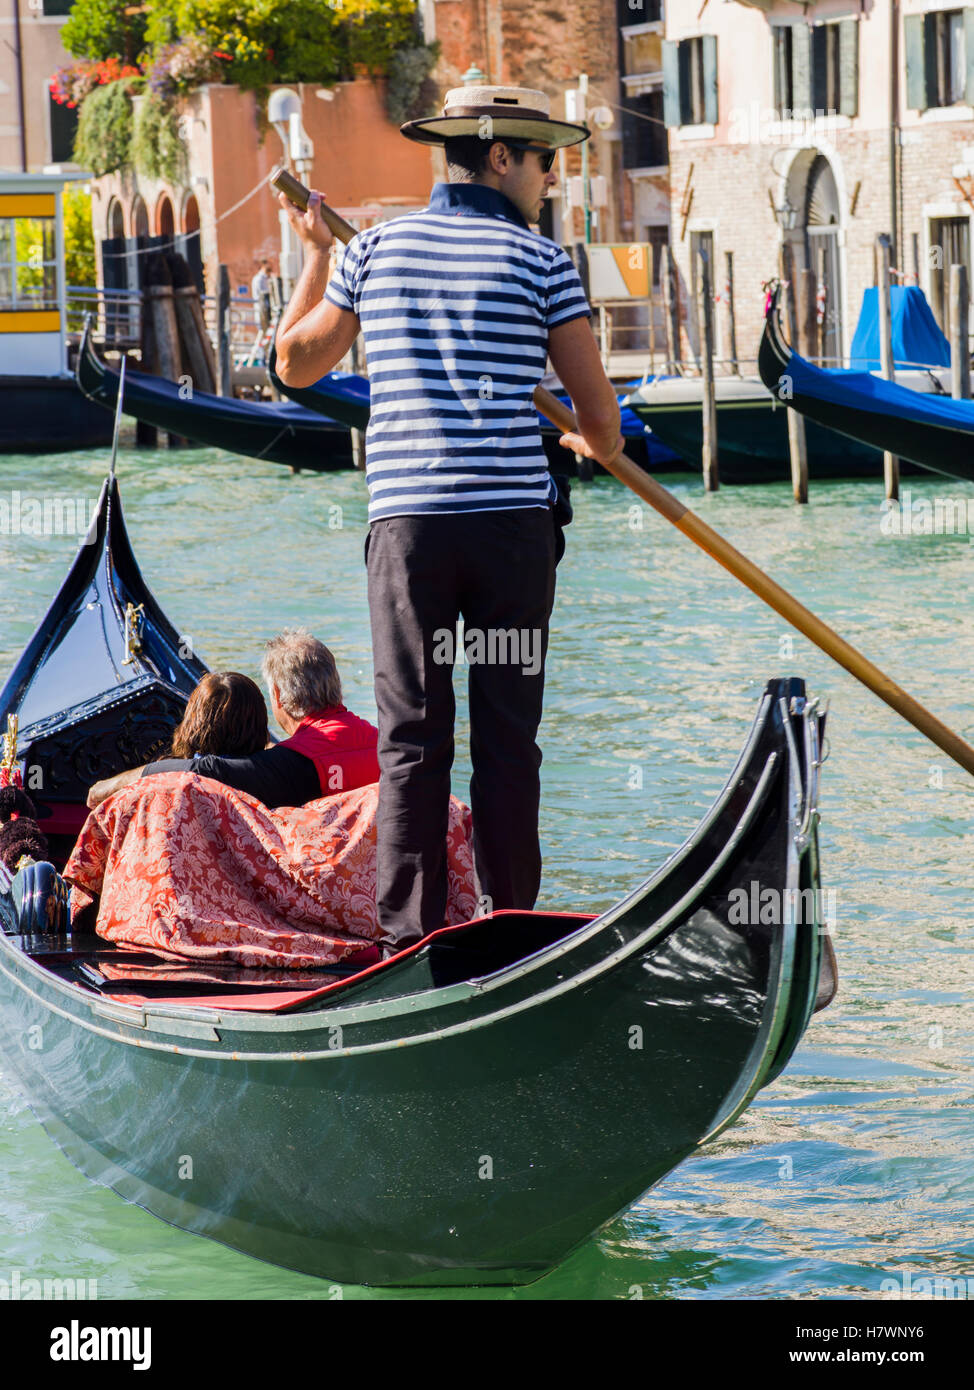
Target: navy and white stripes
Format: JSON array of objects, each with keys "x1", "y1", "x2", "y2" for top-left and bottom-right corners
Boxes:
[{"x1": 325, "y1": 182, "x2": 590, "y2": 522}]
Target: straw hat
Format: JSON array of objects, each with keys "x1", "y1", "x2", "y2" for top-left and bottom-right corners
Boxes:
[{"x1": 400, "y1": 85, "x2": 590, "y2": 149}]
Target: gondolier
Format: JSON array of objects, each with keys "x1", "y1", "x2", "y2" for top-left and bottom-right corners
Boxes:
[{"x1": 276, "y1": 85, "x2": 623, "y2": 952}]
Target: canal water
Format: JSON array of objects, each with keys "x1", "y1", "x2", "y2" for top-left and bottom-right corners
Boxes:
[{"x1": 1, "y1": 446, "x2": 972, "y2": 1300}]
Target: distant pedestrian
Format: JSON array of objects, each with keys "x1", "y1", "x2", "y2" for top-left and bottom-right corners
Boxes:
[{"x1": 251, "y1": 259, "x2": 273, "y2": 331}]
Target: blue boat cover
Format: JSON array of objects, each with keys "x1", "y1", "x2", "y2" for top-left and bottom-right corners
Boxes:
[
  {"x1": 848, "y1": 287, "x2": 950, "y2": 370},
  {"x1": 789, "y1": 349, "x2": 974, "y2": 429}
]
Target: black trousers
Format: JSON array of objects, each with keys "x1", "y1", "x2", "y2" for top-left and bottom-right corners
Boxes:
[{"x1": 365, "y1": 507, "x2": 558, "y2": 951}]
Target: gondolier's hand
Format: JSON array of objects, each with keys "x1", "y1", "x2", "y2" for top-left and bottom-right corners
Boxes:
[
  {"x1": 277, "y1": 190, "x2": 334, "y2": 257},
  {"x1": 558, "y1": 431, "x2": 625, "y2": 466}
]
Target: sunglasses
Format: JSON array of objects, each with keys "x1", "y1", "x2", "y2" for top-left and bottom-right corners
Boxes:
[{"x1": 502, "y1": 141, "x2": 557, "y2": 173}]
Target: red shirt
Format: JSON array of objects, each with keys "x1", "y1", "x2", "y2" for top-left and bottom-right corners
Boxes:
[{"x1": 280, "y1": 706, "x2": 379, "y2": 795}]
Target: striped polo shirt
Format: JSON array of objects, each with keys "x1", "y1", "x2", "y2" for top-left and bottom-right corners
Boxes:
[{"x1": 324, "y1": 181, "x2": 590, "y2": 522}]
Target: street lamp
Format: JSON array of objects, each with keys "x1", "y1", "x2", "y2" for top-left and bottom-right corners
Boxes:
[{"x1": 268, "y1": 89, "x2": 315, "y2": 299}]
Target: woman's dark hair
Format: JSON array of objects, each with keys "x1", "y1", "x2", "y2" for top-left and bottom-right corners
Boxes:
[
  {"x1": 444, "y1": 136, "x2": 525, "y2": 182},
  {"x1": 170, "y1": 672, "x2": 268, "y2": 759}
]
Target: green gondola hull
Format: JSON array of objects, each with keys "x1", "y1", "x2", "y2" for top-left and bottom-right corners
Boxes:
[
  {"x1": 626, "y1": 390, "x2": 922, "y2": 483},
  {"x1": 0, "y1": 679, "x2": 832, "y2": 1287}
]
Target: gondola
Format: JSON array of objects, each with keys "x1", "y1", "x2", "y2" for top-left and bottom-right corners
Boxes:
[
  {"x1": 76, "y1": 318, "x2": 356, "y2": 472},
  {"x1": 758, "y1": 285, "x2": 974, "y2": 484},
  {"x1": 267, "y1": 345, "x2": 684, "y2": 477},
  {"x1": 0, "y1": 468, "x2": 837, "y2": 1288},
  {"x1": 625, "y1": 373, "x2": 900, "y2": 482}
]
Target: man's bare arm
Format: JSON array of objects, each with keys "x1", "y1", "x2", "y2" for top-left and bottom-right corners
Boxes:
[
  {"x1": 547, "y1": 317, "x2": 622, "y2": 464},
  {"x1": 87, "y1": 766, "x2": 144, "y2": 810},
  {"x1": 274, "y1": 190, "x2": 362, "y2": 387}
]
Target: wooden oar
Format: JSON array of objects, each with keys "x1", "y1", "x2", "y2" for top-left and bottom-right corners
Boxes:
[{"x1": 270, "y1": 169, "x2": 974, "y2": 777}]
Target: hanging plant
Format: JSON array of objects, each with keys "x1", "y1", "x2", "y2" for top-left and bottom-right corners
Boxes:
[
  {"x1": 72, "y1": 78, "x2": 141, "y2": 177},
  {"x1": 386, "y1": 42, "x2": 440, "y2": 126},
  {"x1": 132, "y1": 92, "x2": 189, "y2": 183}
]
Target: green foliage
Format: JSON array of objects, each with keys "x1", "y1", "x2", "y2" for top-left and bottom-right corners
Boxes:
[
  {"x1": 142, "y1": 0, "x2": 423, "y2": 92},
  {"x1": 132, "y1": 93, "x2": 188, "y2": 183},
  {"x1": 386, "y1": 41, "x2": 439, "y2": 124},
  {"x1": 63, "y1": 185, "x2": 95, "y2": 287},
  {"x1": 338, "y1": 0, "x2": 419, "y2": 75},
  {"x1": 61, "y1": 0, "x2": 147, "y2": 64},
  {"x1": 72, "y1": 79, "x2": 138, "y2": 177}
]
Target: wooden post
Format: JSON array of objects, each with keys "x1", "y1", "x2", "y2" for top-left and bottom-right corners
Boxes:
[
  {"x1": 723, "y1": 250, "x2": 739, "y2": 375},
  {"x1": 779, "y1": 242, "x2": 808, "y2": 503},
  {"x1": 877, "y1": 233, "x2": 900, "y2": 500},
  {"x1": 799, "y1": 267, "x2": 818, "y2": 363},
  {"x1": 816, "y1": 242, "x2": 828, "y2": 365},
  {"x1": 137, "y1": 289, "x2": 158, "y2": 448},
  {"x1": 661, "y1": 244, "x2": 680, "y2": 373},
  {"x1": 647, "y1": 242, "x2": 657, "y2": 372},
  {"x1": 912, "y1": 232, "x2": 920, "y2": 286},
  {"x1": 950, "y1": 263, "x2": 970, "y2": 399},
  {"x1": 696, "y1": 248, "x2": 718, "y2": 490},
  {"x1": 349, "y1": 427, "x2": 367, "y2": 471},
  {"x1": 217, "y1": 264, "x2": 232, "y2": 398}
]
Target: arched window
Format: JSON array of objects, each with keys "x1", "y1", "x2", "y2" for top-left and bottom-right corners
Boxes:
[
  {"x1": 156, "y1": 195, "x2": 175, "y2": 240},
  {"x1": 182, "y1": 193, "x2": 200, "y2": 235},
  {"x1": 131, "y1": 195, "x2": 149, "y2": 239},
  {"x1": 106, "y1": 198, "x2": 125, "y2": 240}
]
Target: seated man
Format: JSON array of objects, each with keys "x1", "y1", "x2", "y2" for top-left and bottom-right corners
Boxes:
[{"x1": 87, "y1": 631, "x2": 378, "y2": 811}]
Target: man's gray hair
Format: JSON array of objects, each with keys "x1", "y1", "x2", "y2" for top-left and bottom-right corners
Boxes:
[{"x1": 261, "y1": 628, "x2": 342, "y2": 718}]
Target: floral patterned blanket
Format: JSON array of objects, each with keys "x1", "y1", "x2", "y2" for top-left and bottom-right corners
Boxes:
[{"x1": 64, "y1": 772, "x2": 479, "y2": 970}]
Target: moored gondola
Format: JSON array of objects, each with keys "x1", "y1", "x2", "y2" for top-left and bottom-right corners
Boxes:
[
  {"x1": 76, "y1": 318, "x2": 356, "y2": 472},
  {"x1": 267, "y1": 344, "x2": 683, "y2": 477},
  {"x1": 759, "y1": 285, "x2": 974, "y2": 483},
  {"x1": 0, "y1": 471, "x2": 837, "y2": 1288}
]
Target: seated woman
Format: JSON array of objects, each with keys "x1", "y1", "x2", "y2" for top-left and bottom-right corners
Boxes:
[{"x1": 87, "y1": 631, "x2": 378, "y2": 811}]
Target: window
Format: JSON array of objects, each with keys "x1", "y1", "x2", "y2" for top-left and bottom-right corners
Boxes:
[
  {"x1": 689, "y1": 229, "x2": 714, "y2": 315},
  {"x1": 929, "y1": 216, "x2": 971, "y2": 339},
  {"x1": 48, "y1": 93, "x2": 78, "y2": 165},
  {"x1": 662, "y1": 35, "x2": 718, "y2": 128},
  {"x1": 622, "y1": 90, "x2": 667, "y2": 169},
  {"x1": 772, "y1": 19, "x2": 858, "y2": 118},
  {"x1": 648, "y1": 226, "x2": 669, "y2": 287},
  {"x1": 617, "y1": 0, "x2": 662, "y2": 26},
  {"x1": 0, "y1": 216, "x2": 58, "y2": 313},
  {"x1": 906, "y1": 9, "x2": 974, "y2": 110},
  {"x1": 773, "y1": 27, "x2": 794, "y2": 111}
]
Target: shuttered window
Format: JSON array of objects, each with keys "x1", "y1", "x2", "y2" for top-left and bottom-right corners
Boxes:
[
  {"x1": 905, "y1": 8, "x2": 974, "y2": 109},
  {"x1": 662, "y1": 35, "x2": 717, "y2": 127},
  {"x1": 772, "y1": 19, "x2": 858, "y2": 117}
]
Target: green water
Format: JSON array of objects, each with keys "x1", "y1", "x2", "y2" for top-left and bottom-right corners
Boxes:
[{"x1": 1, "y1": 447, "x2": 973, "y2": 1300}]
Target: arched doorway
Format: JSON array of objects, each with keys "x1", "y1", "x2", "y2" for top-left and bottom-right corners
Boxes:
[
  {"x1": 783, "y1": 149, "x2": 843, "y2": 366},
  {"x1": 804, "y1": 156, "x2": 842, "y2": 366},
  {"x1": 131, "y1": 195, "x2": 149, "y2": 239},
  {"x1": 182, "y1": 193, "x2": 200, "y2": 236},
  {"x1": 107, "y1": 198, "x2": 125, "y2": 239},
  {"x1": 156, "y1": 194, "x2": 175, "y2": 241}
]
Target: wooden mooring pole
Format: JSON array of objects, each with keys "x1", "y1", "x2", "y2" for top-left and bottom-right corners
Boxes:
[
  {"x1": 217, "y1": 264, "x2": 232, "y2": 398},
  {"x1": 696, "y1": 248, "x2": 718, "y2": 491},
  {"x1": 723, "y1": 250, "x2": 739, "y2": 375},
  {"x1": 661, "y1": 244, "x2": 680, "y2": 374},
  {"x1": 877, "y1": 233, "x2": 900, "y2": 500},
  {"x1": 779, "y1": 242, "x2": 808, "y2": 503},
  {"x1": 950, "y1": 263, "x2": 970, "y2": 400}
]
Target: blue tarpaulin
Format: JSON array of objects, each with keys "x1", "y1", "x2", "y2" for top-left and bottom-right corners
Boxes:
[
  {"x1": 848, "y1": 286, "x2": 951, "y2": 370},
  {"x1": 792, "y1": 350, "x2": 974, "y2": 427}
]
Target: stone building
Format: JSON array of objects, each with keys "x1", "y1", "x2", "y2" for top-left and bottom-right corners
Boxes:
[
  {"x1": 0, "y1": 0, "x2": 77, "y2": 172},
  {"x1": 663, "y1": 0, "x2": 974, "y2": 369}
]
